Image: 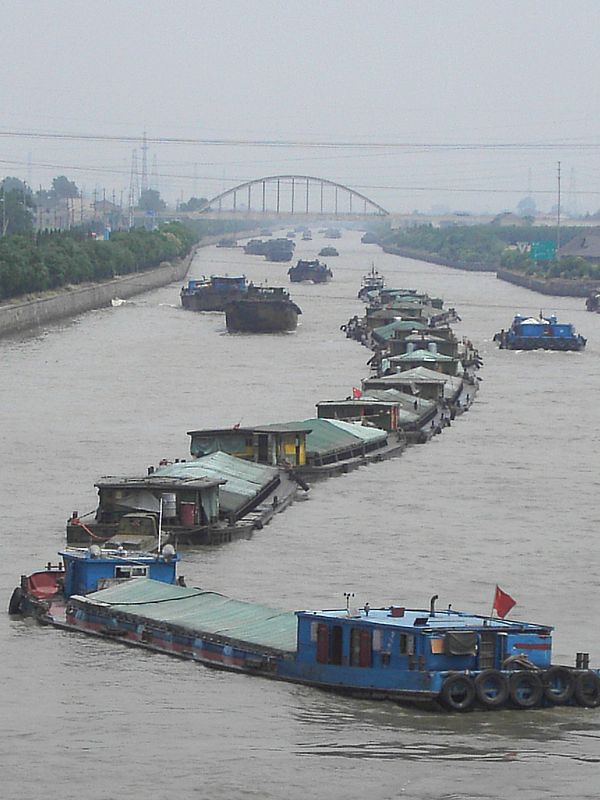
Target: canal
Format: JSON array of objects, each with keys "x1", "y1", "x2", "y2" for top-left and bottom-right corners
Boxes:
[{"x1": 2, "y1": 230, "x2": 599, "y2": 799}]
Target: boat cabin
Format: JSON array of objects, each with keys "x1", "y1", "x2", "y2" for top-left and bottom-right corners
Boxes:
[
  {"x1": 295, "y1": 604, "x2": 553, "y2": 676},
  {"x1": 388, "y1": 347, "x2": 460, "y2": 376},
  {"x1": 92, "y1": 474, "x2": 224, "y2": 529},
  {"x1": 363, "y1": 370, "x2": 447, "y2": 401},
  {"x1": 61, "y1": 546, "x2": 179, "y2": 599},
  {"x1": 387, "y1": 333, "x2": 459, "y2": 359},
  {"x1": 188, "y1": 425, "x2": 309, "y2": 467},
  {"x1": 316, "y1": 399, "x2": 402, "y2": 432}
]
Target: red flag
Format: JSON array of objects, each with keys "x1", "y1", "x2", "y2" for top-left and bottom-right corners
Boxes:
[
  {"x1": 493, "y1": 585, "x2": 516, "y2": 618},
  {"x1": 352, "y1": 387, "x2": 362, "y2": 399}
]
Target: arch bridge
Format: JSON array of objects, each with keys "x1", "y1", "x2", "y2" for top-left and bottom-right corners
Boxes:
[{"x1": 199, "y1": 175, "x2": 389, "y2": 217}]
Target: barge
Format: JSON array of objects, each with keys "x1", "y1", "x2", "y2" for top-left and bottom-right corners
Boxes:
[
  {"x1": 586, "y1": 291, "x2": 600, "y2": 312},
  {"x1": 225, "y1": 286, "x2": 302, "y2": 333},
  {"x1": 181, "y1": 275, "x2": 247, "y2": 312},
  {"x1": 243, "y1": 239, "x2": 268, "y2": 256},
  {"x1": 66, "y1": 451, "x2": 304, "y2": 547},
  {"x1": 494, "y1": 314, "x2": 586, "y2": 351},
  {"x1": 264, "y1": 238, "x2": 295, "y2": 262},
  {"x1": 9, "y1": 555, "x2": 600, "y2": 711},
  {"x1": 288, "y1": 259, "x2": 333, "y2": 284},
  {"x1": 358, "y1": 264, "x2": 385, "y2": 300}
]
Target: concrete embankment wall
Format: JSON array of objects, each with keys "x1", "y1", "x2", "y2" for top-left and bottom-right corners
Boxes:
[
  {"x1": 380, "y1": 244, "x2": 496, "y2": 272},
  {"x1": 0, "y1": 231, "x2": 259, "y2": 338},
  {"x1": 495, "y1": 269, "x2": 599, "y2": 297}
]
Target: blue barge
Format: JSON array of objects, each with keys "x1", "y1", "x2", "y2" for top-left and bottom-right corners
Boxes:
[
  {"x1": 9, "y1": 550, "x2": 600, "y2": 711},
  {"x1": 180, "y1": 275, "x2": 247, "y2": 312},
  {"x1": 494, "y1": 314, "x2": 586, "y2": 351}
]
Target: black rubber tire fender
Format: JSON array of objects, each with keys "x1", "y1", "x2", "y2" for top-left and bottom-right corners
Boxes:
[
  {"x1": 509, "y1": 670, "x2": 543, "y2": 708},
  {"x1": 542, "y1": 666, "x2": 575, "y2": 705},
  {"x1": 573, "y1": 671, "x2": 600, "y2": 708},
  {"x1": 439, "y1": 674, "x2": 476, "y2": 712},
  {"x1": 474, "y1": 669, "x2": 509, "y2": 709},
  {"x1": 8, "y1": 587, "x2": 23, "y2": 615}
]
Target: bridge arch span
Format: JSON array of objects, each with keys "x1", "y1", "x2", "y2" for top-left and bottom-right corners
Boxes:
[{"x1": 200, "y1": 175, "x2": 389, "y2": 216}]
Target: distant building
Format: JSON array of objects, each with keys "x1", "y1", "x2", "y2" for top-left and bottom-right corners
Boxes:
[
  {"x1": 489, "y1": 212, "x2": 529, "y2": 227},
  {"x1": 558, "y1": 230, "x2": 600, "y2": 263}
]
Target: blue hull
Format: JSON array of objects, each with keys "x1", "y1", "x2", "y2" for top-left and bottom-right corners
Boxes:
[{"x1": 59, "y1": 600, "x2": 600, "y2": 711}]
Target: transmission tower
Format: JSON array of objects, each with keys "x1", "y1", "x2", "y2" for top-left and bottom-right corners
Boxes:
[
  {"x1": 567, "y1": 167, "x2": 579, "y2": 218},
  {"x1": 128, "y1": 149, "x2": 139, "y2": 228},
  {"x1": 151, "y1": 154, "x2": 158, "y2": 192},
  {"x1": 140, "y1": 131, "x2": 149, "y2": 193}
]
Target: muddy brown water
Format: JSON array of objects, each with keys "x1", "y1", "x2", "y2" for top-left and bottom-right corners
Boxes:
[{"x1": 2, "y1": 231, "x2": 599, "y2": 799}]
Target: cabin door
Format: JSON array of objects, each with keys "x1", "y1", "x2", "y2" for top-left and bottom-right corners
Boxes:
[
  {"x1": 257, "y1": 435, "x2": 269, "y2": 463},
  {"x1": 478, "y1": 631, "x2": 496, "y2": 670}
]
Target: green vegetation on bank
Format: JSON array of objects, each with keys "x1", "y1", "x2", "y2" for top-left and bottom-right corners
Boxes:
[
  {"x1": 0, "y1": 222, "x2": 196, "y2": 301},
  {"x1": 381, "y1": 223, "x2": 600, "y2": 280},
  {"x1": 0, "y1": 169, "x2": 258, "y2": 302}
]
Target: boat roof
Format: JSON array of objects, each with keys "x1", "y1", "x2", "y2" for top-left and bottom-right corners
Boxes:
[
  {"x1": 187, "y1": 425, "x2": 309, "y2": 437},
  {"x1": 59, "y1": 547, "x2": 170, "y2": 564},
  {"x1": 301, "y1": 606, "x2": 552, "y2": 634},
  {"x1": 390, "y1": 349, "x2": 455, "y2": 362},
  {"x1": 372, "y1": 320, "x2": 427, "y2": 340},
  {"x1": 268, "y1": 418, "x2": 387, "y2": 455},
  {"x1": 316, "y1": 399, "x2": 420, "y2": 424},
  {"x1": 404, "y1": 333, "x2": 447, "y2": 343},
  {"x1": 80, "y1": 579, "x2": 298, "y2": 654},
  {"x1": 362, "y1": 388, "x2": 436, "y2": 411},
  {"x1": 364, "y1": 369, "x2": 446, "y2": 386},
  {"x1": 152, "y1": 453, "x2": 278, "y2": 514},
  {"x1": 96, "y1": 475, "x2": 225, "y2": 491}
]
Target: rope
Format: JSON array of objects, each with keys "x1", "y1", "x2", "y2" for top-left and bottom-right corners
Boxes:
[
  {"x1": 71, "y1": 518, "x2": 111, "y2": 541},
  {"x1": 98, "y1": 590, "x2": 209, "y2": 607}
]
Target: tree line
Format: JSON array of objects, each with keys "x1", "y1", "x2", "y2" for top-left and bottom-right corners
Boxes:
[
  {"x1": 382, "y1": 223, "x2": 600, "y2": 280},
  {"x1": 0, "y1": 222, "x2": 199, "y2": 301}
]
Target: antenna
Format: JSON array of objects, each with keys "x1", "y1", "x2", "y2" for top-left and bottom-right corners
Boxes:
[
  {"x1": 556, "y1": 161, "x2": 561, "y2": 258},
  {"x1": 128, "y1": 149, "x2": 139, "y2": 229},
  {"x1": 157, "y1": 496, "x2": 163, "y2": 553},
  {"x1": 344, "y1": 591, "x2": 355, "y2": 613}
]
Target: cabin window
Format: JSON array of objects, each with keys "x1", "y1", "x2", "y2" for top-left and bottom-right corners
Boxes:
[
  {"x1": 444, "y1": 631, "x2": 477, "y2": 656},
  {"x1": 399, "y1": 634, "x2": 415, "y2": 656},
  {"x1": 330, "y1": 625, "x2": 343, "y2": 665},
  {"x1": 115, "y1": 566, "x2": 148, "y2": 579},
  {"x1": 316, "y1": 624, "x2": 329, "y2": 664},
  {"x1": 350, "y1": 628, "x2": 372, "y2": 667},
  {"x1": 316, "y1": 623, "x2": 343, "y2": 665}
]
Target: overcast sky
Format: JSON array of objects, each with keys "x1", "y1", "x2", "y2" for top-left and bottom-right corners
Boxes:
[{"x1": 2, "y1": 0, "x2": 600, "y2": 214}]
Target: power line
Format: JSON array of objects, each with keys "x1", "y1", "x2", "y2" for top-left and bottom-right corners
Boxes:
[{"x1": 1, "y1": 128, "x2": 600, "y2": 151}]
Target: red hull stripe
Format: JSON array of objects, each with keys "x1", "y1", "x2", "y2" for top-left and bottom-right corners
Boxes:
[
  {"x1": 513, "y1": 642, "x2": 551, "y2": 650},
  {"x1": 72, "y1": 618, "x2": 249, "y2": 667}
]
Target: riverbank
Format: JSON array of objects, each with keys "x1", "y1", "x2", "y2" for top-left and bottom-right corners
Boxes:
[
  {"x1": 380, "y1": 243, "x2": 496, "y2": 272},
  {"x1": 0, "y1": 230, "x2": 259, "y2": 338},
  {"x1": 380, "y1": 243, "x2": 599, "y2": 297}
]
